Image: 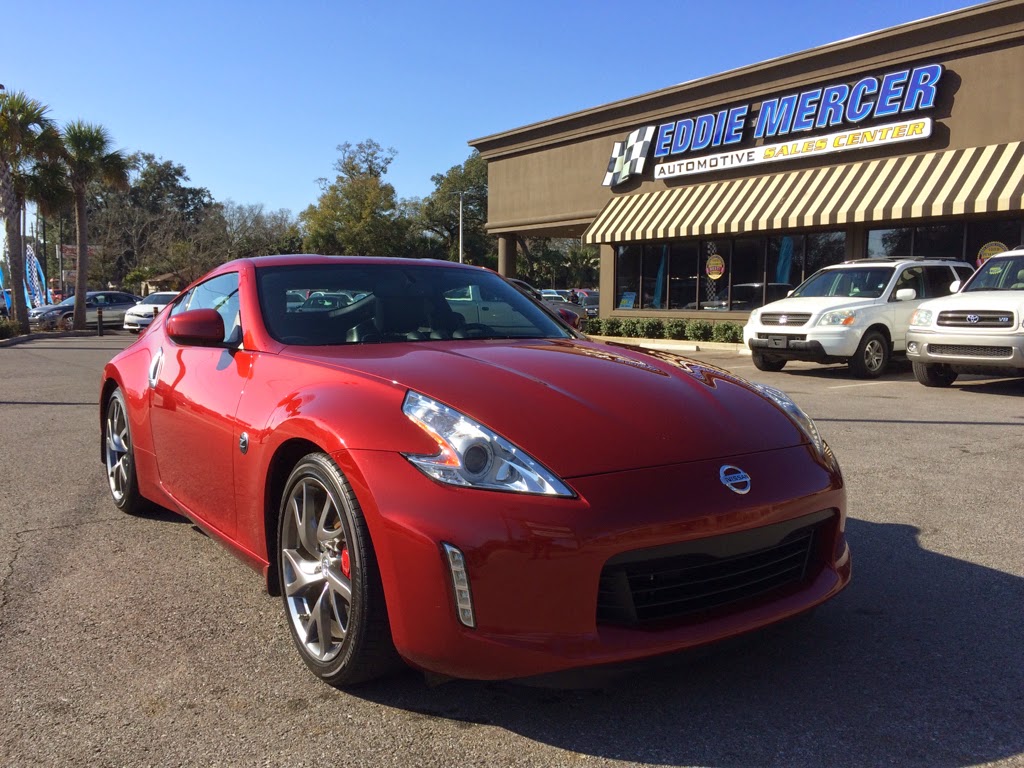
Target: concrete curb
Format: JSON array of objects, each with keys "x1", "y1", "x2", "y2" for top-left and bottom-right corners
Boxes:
[
  {"x1": 0, "y1": 329, "x2": 119, "y2": 348},
  {"x1": 588, "y1": 335, "x2": 750, "y2": 355}
]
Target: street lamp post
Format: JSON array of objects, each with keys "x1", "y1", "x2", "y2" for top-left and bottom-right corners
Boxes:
[{"x1": 458, "y1": 191, "x2": 464, "y2": 264}]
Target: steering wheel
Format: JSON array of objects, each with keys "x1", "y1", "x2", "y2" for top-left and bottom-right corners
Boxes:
[{"x1": 454, "y1": 323, "x2": 494, "y2": 339}]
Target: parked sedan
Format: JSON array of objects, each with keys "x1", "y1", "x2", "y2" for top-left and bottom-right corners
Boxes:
[
  {"x1": 100, "y1": 255, "x2": 850, "y2": 686},
  {"x1": 123, "y1": 292, "x2": 179, "y2": 333},
  {"x1": 30, "y1": 290, "x2": 141, "y2": 330}
]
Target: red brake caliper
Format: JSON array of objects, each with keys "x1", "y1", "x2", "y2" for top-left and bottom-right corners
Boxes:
[{"x1": 340, "y1": 548, "x2": 351, "y2": 578}]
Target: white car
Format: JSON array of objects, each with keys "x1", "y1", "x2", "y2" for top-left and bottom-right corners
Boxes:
[
  {"x1": 123, "y1": 292, "x2": 178, "y2": 333},
  {"x1": 744, "y1": 257, "x2": 973, "y2": 378},
  {"x1": 906, "y1": 249, "x2": 1024, "y2": 387}
]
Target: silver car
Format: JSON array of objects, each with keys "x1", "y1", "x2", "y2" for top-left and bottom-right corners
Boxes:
[
  {"x1": 123, "y1": 292, "x2": 179, "y2": 333},
  {"x1": 29, "y1": 291, "x2": 142, "y2": 330}
]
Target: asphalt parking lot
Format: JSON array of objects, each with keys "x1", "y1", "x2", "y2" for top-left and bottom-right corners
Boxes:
[{"x1": 1, "y1": 334, "x2": 1022, "y2": 767}]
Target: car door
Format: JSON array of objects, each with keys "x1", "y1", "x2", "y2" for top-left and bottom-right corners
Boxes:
[
  {"x1": 148, "y1": 272, "x2": 250, "y2": 535},
  {"x1": 889, "y1": 266, "x2": 927, "y2": 349}
]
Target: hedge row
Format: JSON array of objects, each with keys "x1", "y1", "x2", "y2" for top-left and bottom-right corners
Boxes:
[{"x1": 582, "y1": 316, "x2": 743, "y2": 343}]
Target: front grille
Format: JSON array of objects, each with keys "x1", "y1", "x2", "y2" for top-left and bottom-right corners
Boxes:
[
  {"x1": 760, "y1": 313, "x2": 811, "y2": 327},
  {"x1": 929, "y1": 344, "x2": 1013, "y2": 358},
  {"x1": 937, "y1": 310, "x2": 1016, "y2": 328},
  {"x1": 597, "y1": 514, "x2": 829, "y2": 627}
]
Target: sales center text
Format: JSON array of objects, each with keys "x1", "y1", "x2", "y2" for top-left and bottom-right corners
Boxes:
[{"x1": 658, "y1": 121, "x2": 928, "y2": 176}]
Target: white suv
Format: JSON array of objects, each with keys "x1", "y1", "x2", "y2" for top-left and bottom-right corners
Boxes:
[
  {"x1": 744, "y1": 257, "x2": 974, "y2": 378},
  {"x1": 906, "y1": 248, "x2": 1024, "y2": 387}
]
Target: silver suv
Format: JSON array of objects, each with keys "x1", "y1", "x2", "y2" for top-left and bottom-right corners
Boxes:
[
  {"x1": 743, "y1": 257, "x2": 974, "y2": 378},
  {"x1": 906, "y1": 248, "x2": 1024, "y2": 386}
]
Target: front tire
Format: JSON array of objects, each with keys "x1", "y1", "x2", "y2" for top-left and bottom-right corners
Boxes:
[
  {"x1": 104, "y1": 387, "x2": 148, "y2": 514},
  {"x1": 277, "y1": 453, "x2": 398, "y2": 686},
  {"x1": 752, "y1": 351, "x2": 786, "y2": 372},
  {"x1": 849, "y1": 330, "x2": 890, "y2": 379},
  {"x1": 913, "y1": 362, "x2": 958, "y2": 387}
]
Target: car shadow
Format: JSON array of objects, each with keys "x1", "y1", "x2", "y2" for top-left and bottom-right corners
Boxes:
[{"x1": 351, "y1": 518, "x2": 1024, "y2": 767}]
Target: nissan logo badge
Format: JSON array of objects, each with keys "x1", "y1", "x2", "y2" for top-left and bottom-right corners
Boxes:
[{"x1": 719, "y1": 465, "x2": 751, "y2": 494}]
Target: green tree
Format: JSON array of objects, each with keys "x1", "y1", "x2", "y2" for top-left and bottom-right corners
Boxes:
[
  {"x1": 90, "y1": 152, "x2": 216, "y2": 292},
  {"x1": 0, "y1": 90, "x2": 61, "y2": 333},
  {"x1": 300, "y1": 140, "x2": 409, "y2": 256},
  {"x1": 61, "y1": 121, "x2": 130, "y2": 329},
  {"x1": 417, "y1": 151, "x2": 491, "y2": 264}
]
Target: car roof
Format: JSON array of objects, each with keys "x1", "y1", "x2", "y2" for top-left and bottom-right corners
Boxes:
[
  {"x1": 222, "y1": 254, "x2": 487, "y2": 271},
  {"x1": 833, "y1": 257, "x2": 972, "y2": 267}
]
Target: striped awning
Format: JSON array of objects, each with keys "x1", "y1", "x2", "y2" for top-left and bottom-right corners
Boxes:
[{"x1": 583, "y1": 141, "x2": 1024, "y2": 244}]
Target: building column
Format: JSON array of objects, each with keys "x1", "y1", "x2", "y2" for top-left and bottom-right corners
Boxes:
[{"x1": 497, "y1": 234, "x2": 517, "y2": 278}]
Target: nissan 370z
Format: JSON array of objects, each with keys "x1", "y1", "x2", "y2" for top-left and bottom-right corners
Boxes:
[{"x1": 100, "y1": 255, "x2": 851, "y2": 686}]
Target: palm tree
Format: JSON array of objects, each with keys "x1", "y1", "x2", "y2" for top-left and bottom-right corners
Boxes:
[
  {"x1": 61, "y1": 121, "x2": 130, "y2": 329},
  {"x1": 0, "y1": 90, "x2": 59, "y2": 334}
]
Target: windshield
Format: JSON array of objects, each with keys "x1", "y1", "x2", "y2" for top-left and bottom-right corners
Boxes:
[
  {"x1": 791, "y1": 266, "x2": 894, "y2": 299},
  {"x1": 962, "y1": 255, "x2": 1024, "y2": 292},
  {"x1": 54, "y1": 295, "x2": 77, "y2": 307},
  {"x1": 141, "y1": 292, "x2": 176, "y2": 305},
  {"x1": 256, "y1": 263, "x2": 575, "y2": 345}
]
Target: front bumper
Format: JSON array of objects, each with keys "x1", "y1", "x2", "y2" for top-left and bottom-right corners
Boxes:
[
  {"x1": 28, "y1": 315, "x2": 59, "y2": 329},
  {"x1": 123, "y1": 314, "x2": 155, "y2": 331},
  {"x1": 746, "y1": 326, "x2": 863, "y2": 362},
  {"x1": 346, "y1": 444, "x2": 850, "y2": 680},
  {"x1": 906, "y1": 329, "x2": 1024, "y2": 370}
]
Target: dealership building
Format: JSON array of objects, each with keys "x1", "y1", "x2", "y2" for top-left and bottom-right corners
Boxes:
[{"x1": 470, "y1": 0, "x2": 1024, "y2": 320}]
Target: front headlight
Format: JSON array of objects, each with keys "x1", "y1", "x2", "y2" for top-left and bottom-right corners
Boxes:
[
  {"x1": 750, "y1": 383, "x2": 829, "y2": 462},
  {"x1": 817, "y1": 308, "x2": 858, "y2": 326},
  {"x1": 402, "y1": 391, "x2": 574, "y2": 497},
  {"x1": 909, "y1": 308, "x2": 933, "y2": 327}
]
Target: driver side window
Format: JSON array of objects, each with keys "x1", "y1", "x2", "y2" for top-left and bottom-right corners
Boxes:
[{"x1": 169, "y1": 273, "x2": 241, "y2": 343}]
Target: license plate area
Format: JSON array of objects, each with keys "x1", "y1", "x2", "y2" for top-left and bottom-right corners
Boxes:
[{"x1": 768, "y1": 335, "x2": 788, "y2": 349}]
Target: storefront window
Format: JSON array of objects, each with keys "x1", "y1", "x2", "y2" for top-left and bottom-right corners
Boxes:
[
  {"x1": 914, "y1": 223, "x2": 964, "y2": 259},
  {"x1": 867, "y1": 227, "x2": 912, "y2": 258},
  {"x1": 615, "y1": 245, "x2": 641, "y2": 308},
  {"x1": 668, "y1": 242, "x2": 699, "y2": 309},
  {"x1": 965, "y1": 218, "x2": 1023, "y2": 267},
  {"x1": 730, "y1": 238, "x2": 765, "y2": 309},
  {"x1": 768, "y1": 235, "x2": 803, "y2": 294},
  {"x1": 641, "y1": 245, "x2": 669, "y2": 309},
  {"x1": 803, "y1": 231, "x2": 847, "y2": 276},
  {"x1": 696, "y1": 240, "x2": 730, "y2": 310}
]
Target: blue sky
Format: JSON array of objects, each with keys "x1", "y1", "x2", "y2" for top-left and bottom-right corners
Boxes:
[{"x1": 4, "y1": 0, "x2": 980, "y2": 216}]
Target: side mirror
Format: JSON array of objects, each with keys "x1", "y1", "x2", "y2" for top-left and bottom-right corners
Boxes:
[
  {"x1": 166, "y1": 308, "x2": 225, "y2": 346},
  {"x1": 950, "y1": 280, "x2": 961, "y2": 293},
  {"x1": 895, "y1": 288, "x2": 917, "y2": 301}
]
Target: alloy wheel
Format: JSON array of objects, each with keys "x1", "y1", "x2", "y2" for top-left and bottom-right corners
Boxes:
[
  {"x1": 280, "y1": 476, "x2": 352, "y2": 663},
  {"x1": 105, "y1": 394, "x2": 131, "y2": 502}
]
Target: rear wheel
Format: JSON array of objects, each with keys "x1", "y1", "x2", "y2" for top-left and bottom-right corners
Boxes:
[
  {"x1": 849, "y1": 330, "x2": 889, "y2": 378},
  {"x1": 752, "y1": 351, "x2": 786, "y2": 372},
  {"x1": 277, "y1": 453, "x2": 398, "y2": 686},
  {"x1": 913, "y1": 362, "x2": 958, "y2": 387}
]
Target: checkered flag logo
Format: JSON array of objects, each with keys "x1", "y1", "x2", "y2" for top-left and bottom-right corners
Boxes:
[{"x1": 603, "y1": 125, "x2": 656, "y2": 187}]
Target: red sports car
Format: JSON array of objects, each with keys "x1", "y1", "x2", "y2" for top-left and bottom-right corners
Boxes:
[{"x1": 100, "y1": 255, "x2": 850, "y2": 686}]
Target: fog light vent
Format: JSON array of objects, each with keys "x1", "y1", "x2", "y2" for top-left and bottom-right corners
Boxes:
[{"x1": 442, "y1": 543, "x2": 476, "y2": 628}]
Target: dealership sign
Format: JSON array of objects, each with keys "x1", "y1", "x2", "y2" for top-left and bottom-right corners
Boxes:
[{"x1": 603, "y1": 63, "x2": 943, "y2": 187}]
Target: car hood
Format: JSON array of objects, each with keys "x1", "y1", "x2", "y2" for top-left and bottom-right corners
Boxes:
[
  {"x1": 280, "y1": 338, "x2": 808, "y2": 477},
  {"x1": 754, "y1": 295, "x2": 880, "y2": 317},
  {"x1": 919, "y1": 290, "x2": 1024, "y2": 311},
  {"x1": 29, "y1": 304, "x2": 64, "y2": 314}
]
